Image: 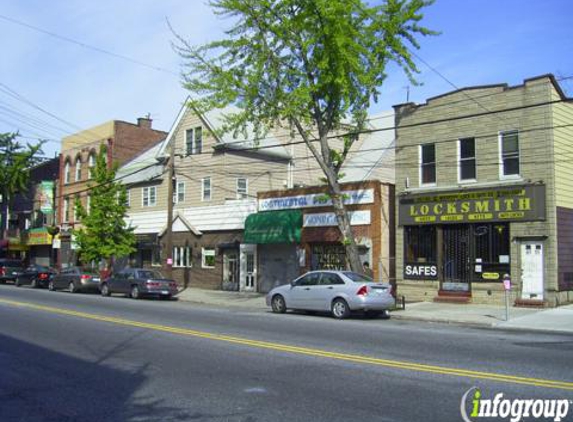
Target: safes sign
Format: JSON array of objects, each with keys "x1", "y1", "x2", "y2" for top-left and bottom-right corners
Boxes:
[{"x1": 399, "y1": 185, "x2": 546, "y2": 225}]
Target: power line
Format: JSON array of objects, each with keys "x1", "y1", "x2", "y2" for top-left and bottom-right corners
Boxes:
[{"x1": 0, "y1": 13, "x2": 179, "y2": 77}]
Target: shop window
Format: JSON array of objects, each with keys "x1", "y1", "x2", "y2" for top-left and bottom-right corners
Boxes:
[
  {"x1": 473, "y1": 223, "x2": 510, "y2": 280},
  {"x1": 420, "y1": 143, "x2": 436, "y2": 185},
  {"x1": 404, "y1": 226, "x2": 437, "y2": 263},
  {"x1": 310, "y1": 244, "x2": 346, "y2": 271}
]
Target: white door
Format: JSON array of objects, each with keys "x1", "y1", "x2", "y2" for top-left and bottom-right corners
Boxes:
[
  {"x1": 240, "y1": 244, "x2": 257, "y2": 292},
  {"x1": 520, "y1": 242, "x2": 544, "y2": 300}
]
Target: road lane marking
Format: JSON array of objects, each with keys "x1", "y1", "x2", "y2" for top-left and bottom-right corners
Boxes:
[{"x1": 1, "y1": 298, "x2": 572, "y2": 391}]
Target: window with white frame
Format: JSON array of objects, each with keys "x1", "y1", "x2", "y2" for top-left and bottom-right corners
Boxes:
[
  {"x1": 236, "y1": 178, "x2": 248, "y2": 199},
  {"x1": 458, "y1": 138, "x2": 476, "y2": 181},
  {"x1": 500, "y1": 131, "x2": 520, "y2": 178},
  {"x1": 64, "y1": 160, "x2": 71, "y2": 184},
  {"x1": 420, "y1": 143, "x2": 436, "y2": 185},
  {"x1": 174, "y1": 180, "x2": 185, "y2": 204},
  {"x1": 63, "y1": 196, "x2": 70, "y2": 222},
  {"x1": 173, "y1": 246, "x2": 192, "y2": 267},
  {"x1": 142, "y1": 186, "x2": 157, "y2": 207},
  {"x1": 185, "y1": 127, "x2": 203, "y2": 156},
  {"x1": 202, "y1": 177, "x2": 211, "y2": 201},
  {"x1": 202, "y1": 247, "x2": 216, "y2": 268},
  {"x1": 88, "y1": 153, "x2": 96, "y2": 179},
  {"x1": 73, "y1": 195, "x2": 80, "y2": 221},
  {"x1": 75, "y1": 157, "x2": 82, "y2": 181}
]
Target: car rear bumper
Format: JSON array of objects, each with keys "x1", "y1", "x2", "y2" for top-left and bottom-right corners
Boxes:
[
  {"x1": 349, "y1": 295, "x2": 395, "y2": 311},
  {"x1": 142, "y1": 287, "x2": 178, "y2": 297}
]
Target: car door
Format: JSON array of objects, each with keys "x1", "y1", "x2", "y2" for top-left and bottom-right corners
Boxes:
[
  {"x1": 288, "y1": 272, "x2": 321, "y2": 310},
  {"x1": 110, "y1": 271, "x2": 129, "y2": 294},
  {"x1": 310, "y1": 272, "x2": 346, "y2": 311}
]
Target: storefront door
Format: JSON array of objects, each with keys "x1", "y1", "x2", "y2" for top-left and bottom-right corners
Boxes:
[
  {"x1": 240, "y1": 244, "x2": 257, "y2": 292},
  {"x1": 442, "y1": 226, "x2": 471, "y2": 292},
  {"x1": 520, "y1": 242, "x2": 544, "y2": 300}
]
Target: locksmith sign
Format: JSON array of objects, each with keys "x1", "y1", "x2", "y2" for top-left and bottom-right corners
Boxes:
[{"x1": 399, "y1": 185, "x2": 546, "y2": 225}]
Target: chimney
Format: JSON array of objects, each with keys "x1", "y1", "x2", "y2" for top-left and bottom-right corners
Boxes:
[{"x1": 137, "y1": 117, "x2": 152, "y2": 129}]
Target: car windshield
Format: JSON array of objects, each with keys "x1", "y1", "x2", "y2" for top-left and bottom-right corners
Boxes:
[
  {"x1": 138, "y1": 270, "x2": 164, "y2": 279},
  {"x1": 342, "y1": 271, "x2": 373, "y2": 283}
]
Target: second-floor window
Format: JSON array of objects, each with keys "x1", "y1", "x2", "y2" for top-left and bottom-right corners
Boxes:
[
  {"x1": 64, "y1": 160, "x2": 71, "y2": 184},
  {"x1": 142, "y1": 186, "x2": 157, "y2": 207},
  {"x1": 237, "y1": 178, "x2": 248, "y2": 199},
  {"x1": 202, "y1": 177, "x2": 211, "y2": 201},
  {"x1": 186, "y1": 127, "x2": 203, "y2": 155},
  {"x1": 88, "y1": 153, "x2": 96, "y2": 179},
  {"x1": 500, "y1": 131, "x2": 520, "y2": 178},
  {"x1": 458, "y1": 138, "x2": 476, "y2": 181},
  {"x1": 174, "y1": 181, "x2": 185, "y2": 204},
  {"x1": 75, "y1": 157, "x2": 82, "y2": 181},
  {"x1": 420, "y1": 143, "x2": 436, "y2": 185}
]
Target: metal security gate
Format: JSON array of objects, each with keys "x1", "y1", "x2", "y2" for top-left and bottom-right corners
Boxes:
[{"x1": 442, "y1": 225, "x2": 471, "y2": 292}]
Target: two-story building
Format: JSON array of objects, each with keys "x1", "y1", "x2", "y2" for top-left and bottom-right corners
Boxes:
[
  {"x1": 57, "y1": 117, "x2": 166, "y2": 268},
  {"x1": 394, "y1": 74, "x2": 573, "y2": 307}
]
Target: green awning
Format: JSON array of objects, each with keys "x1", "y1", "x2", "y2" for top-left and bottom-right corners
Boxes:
[{"x1": 244, "y1": 210, "x2": 302, "y2": 244}]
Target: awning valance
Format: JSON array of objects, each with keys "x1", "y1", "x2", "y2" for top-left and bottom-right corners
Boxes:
[{"x1": 244, "y1": 210, "x2": 302, "y2": 244}]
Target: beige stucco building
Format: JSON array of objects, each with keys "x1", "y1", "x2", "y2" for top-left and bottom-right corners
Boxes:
[{"x1": 394, "y1": 74, "x2": 573, "y2": 307}]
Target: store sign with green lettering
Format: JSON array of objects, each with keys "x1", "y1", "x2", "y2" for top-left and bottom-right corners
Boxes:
[{"x1": 399, "y1": 185, "x2": 545, "y2": 225}]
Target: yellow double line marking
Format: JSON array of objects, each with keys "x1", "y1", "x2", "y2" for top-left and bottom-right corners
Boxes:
[{"x1": 1, "y1": 298, "x2": 572, "y2": 391}]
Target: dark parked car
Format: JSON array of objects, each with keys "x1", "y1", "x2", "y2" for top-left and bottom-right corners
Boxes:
[
  {"x1": 100, "y1": 268, "x2": 178, "y2": 300},
  {"x1": 0, "y1": 259, "x2": 24, "y2": 284},
  {"x1": 15, "y1": 265, "x2": 56, "y2": 288},
  {"x1": 49, "y1": 267, "x2": 101, "y2": 293}
]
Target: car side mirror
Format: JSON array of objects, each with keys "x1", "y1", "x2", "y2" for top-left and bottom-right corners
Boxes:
[{"x1": 290, "y1": 281, "x2": 296, "y2": 287}]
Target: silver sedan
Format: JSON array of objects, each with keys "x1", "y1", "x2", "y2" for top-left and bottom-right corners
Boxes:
[{"x1": 266, "y1": 270, "x2": 395, "y2": 319}]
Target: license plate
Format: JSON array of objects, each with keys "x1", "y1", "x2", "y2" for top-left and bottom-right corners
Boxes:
[
  {"x1": 93, "y1": 278, "x2": 100, "y2": 282},
  {"x1": 161, "y1": 290, "x2": 169, "y2": 295}
]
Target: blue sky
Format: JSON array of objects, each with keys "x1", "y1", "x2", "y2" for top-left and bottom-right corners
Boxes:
[{"x1": 0, "y1": 0, "x2": 572, "y2": 158}]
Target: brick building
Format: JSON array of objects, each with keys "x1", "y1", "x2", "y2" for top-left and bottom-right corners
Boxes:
[
  {"x1": 57, "y1": 117, "x2": 166, "y2": 268},
  {"x1": 394, "y1": 74, "x2": 573, "y2": 307}
]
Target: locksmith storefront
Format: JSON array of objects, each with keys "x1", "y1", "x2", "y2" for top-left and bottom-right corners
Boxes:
[{"x1": 398, "y1": 184, "x2": 548, "y2": 305}]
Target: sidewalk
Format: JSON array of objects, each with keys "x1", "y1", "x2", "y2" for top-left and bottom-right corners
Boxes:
[{"x1": 175, "y1": 288, "x2": 573, "y2": 335}]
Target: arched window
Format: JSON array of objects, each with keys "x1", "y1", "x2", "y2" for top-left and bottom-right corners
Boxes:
[
  {"x1": 88, "y1": 152, "x2": 96, "y2": 179},
  {"x1": 75, "y1": 156, "x2": 82, "y2": 181},
  {"x1": 64, "y1": 159, "x2": 71, "y2": 184}
]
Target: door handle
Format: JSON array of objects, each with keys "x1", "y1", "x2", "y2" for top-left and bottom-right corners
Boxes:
[
  {"x1": 327, "y1": 286, "x2": 333, "y2": 289},
  {"x1": 304, "y1": 287, "x2": 310, "y2": 290}
]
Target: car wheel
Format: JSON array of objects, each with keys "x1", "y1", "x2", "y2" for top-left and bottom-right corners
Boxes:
[
  {"x1": 69, "y1": 281, "x2": 77, "y2": 293},
  {"x1": 100, "y1": 283, "x2": 110, "y2": 297},
  {"x1": 331, "y1": 298, "x2": 351, "y2": 319},
  {"x1": 130, "y1": 285, "x2": 140, "y2": 299},
  {"x1": 31, "y1": 279, "x2": 38, "y2": 288},
  {"x1": 271, "y1": 294, "x2": 287, "y2": 313}
]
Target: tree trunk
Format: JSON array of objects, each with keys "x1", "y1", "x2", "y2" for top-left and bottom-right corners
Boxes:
[{"x1": 328, "y1": 181, "x2": 362, "y2": 273}]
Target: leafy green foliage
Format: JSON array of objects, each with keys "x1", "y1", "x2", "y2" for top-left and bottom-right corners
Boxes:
[
  {"x1": 72, "y1": 145, "x2": 135, "y2": 267},
  {"x1": 174, "y1": 0, "x2": 436, "y2": 271},
  {"x1": 0, "y1": 132, "x2": 44, "y2": 205}
]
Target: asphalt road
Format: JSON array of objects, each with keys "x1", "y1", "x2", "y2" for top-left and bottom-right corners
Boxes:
[{"x1": 0, "y1": 284, "x2": 572, "y2": 422}]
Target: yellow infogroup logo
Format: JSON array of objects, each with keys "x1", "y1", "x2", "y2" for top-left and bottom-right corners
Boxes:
[{"x1": 460, "y1": 387, "x2": 571, "y2": 422}]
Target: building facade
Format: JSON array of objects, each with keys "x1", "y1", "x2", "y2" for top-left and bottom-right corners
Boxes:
[
  {"x1": 247, "y1": 180, "x2": 395, "y2": 293},
  {"x1": 394, "y1": 75, "x2": 573, "y2": 307},
  {"x1": 57, "y1": 117, "x2": 166, "y2": 268}
]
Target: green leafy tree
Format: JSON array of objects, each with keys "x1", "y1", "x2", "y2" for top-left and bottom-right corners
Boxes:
[
  {"x1": 73, "y1": 145, "x2": 135, "y2": 270},
  {"x1": 175, "y1": 0, "x2": 436, "y2": 272},
  {"x1": 0, "y1": 132, "x2": 44, "y2": 231}
]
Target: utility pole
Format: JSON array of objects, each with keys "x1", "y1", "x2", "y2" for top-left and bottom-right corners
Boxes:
[{"x1": 164, "y1": 141, "x2": 175, "y2": 278}]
